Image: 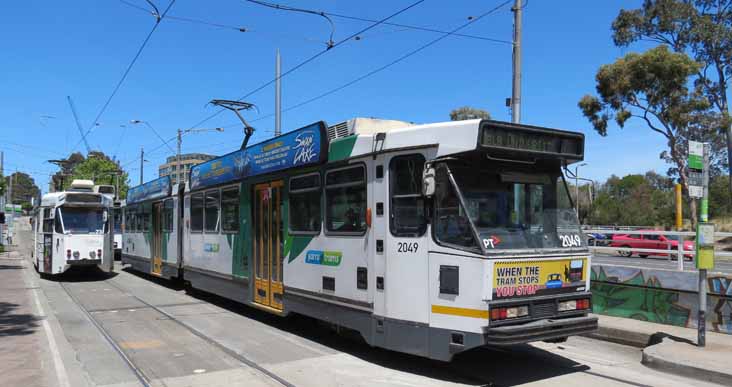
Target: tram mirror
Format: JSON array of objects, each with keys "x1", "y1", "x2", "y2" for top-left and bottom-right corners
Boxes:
[{"x1": 423, "y1": 166, "x2": 436, "y2": 197}]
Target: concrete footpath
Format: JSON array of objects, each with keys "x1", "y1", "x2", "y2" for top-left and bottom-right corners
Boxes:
[
  {"x1": 0, "y1": 248, "x2": 57, "y2": 387},
  {"x1": 588, "y1": 314, "x2": 732, "y2": 386}
]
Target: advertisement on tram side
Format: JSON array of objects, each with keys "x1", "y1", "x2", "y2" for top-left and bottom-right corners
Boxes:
[{"x1": 492, "y1": 258, "x2": 588, "y2": 299}]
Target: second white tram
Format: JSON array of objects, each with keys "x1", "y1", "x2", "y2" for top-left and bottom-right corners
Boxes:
[
  {"x1": 33, "y1": 180, "x2": 114, "y2": 275},
  {"x1": 123, "y1": 119, "x2": 598, "y2": 361}
]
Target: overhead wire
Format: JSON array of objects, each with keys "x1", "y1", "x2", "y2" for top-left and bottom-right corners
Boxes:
[
  {"x1": 185, "y1": 0, "x2": 426, "y2": 131},
  {"x1": 73, "y1": 0, "x2": 177, "y2": 152},
  {"x1": 236, "y1": 0, "x2": 514, "y2": 126},
  {"x1": 324, "y1": 10, "x2": 512, "y2": 45},
  {"x1": 118, "y1": 0, "x2": 326, "y2": 45},
  {"x1": 241, "y1": 0, "x2": 336, "y2": 48}
]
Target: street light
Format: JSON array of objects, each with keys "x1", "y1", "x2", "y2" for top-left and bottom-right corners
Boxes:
[
  {"x1": 574, "y1": 162, "x2": 588, "y2": 216},
  {"x1": 176, "y1": 127, "x2": 224, "y2": 185},
  {"x1": 129, "y1": 120, "x2": 176, "y2": 154}
]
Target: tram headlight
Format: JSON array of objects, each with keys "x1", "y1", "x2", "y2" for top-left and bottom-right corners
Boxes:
[
  {"x1": 506, "y1": 306, "x2": 529, "y2": 318},
  {"x1": 558, "y1": 300, "x2": 577, "y2": 311},
  {"x1": 90, "y1": 251, "x2": 96, "y2": 259},
  {"x1": 72, "y1": 251, "x2": 80, "y2": 259}
]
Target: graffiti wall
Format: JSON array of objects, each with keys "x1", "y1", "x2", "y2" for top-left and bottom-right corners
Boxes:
[{"x1": 591, "y1": 264, "x2": 732, "y2": 334}]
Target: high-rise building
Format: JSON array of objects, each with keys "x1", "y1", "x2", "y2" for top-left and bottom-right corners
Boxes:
[{"x1": 158, "y1": 153, "x2": 216, "y2": 185}]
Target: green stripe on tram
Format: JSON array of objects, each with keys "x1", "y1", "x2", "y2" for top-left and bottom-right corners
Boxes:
[{"x1": 328, "y1": 136, "x2": 358, "y2": 162}]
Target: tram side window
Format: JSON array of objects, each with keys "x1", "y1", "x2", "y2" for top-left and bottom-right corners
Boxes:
[
  {"x1": 205, "y1": 190, "x2": 220, "y2": 233},
  {"x1": 289, "y1": 173, "x2": 321, "y2": 234},
  {"x1": 128, "y1": 206, "x2": 137, "y2": 233},
  {"x1": 163, "y1": 199, "x2": 174, "y2": 232},
  {"x1": 390, "y1": 154, "x2": 427, "y2": 237},
  {"x1": 139, "y1": 204, "x2": 150, "y2": 232},
  {"x1": 221, "y1": 187, "x2": 239, "y2": 233},
  {"x1": 190, "y1": 194, "x2": 204, "y2": 232},
  {"x1": 43, "y1": 208, "x2": 53, "y2": 233},
  {"x1": 326, "y1": 165, "x2": 366, "y2": 234}
]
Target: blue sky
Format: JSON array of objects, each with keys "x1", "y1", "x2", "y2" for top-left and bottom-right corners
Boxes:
[{"x1": 0, "y1": 0, "x2": 668, "y2": 192}]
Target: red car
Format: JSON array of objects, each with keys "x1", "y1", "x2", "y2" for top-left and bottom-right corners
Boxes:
[{"x1": 610, "y1": 230, "x2": 694, "y2": 259}]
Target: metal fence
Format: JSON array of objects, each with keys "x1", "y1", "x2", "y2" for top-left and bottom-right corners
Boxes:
[{"x1": 585, "y1": 228, "x2": 732, "y2": 271}]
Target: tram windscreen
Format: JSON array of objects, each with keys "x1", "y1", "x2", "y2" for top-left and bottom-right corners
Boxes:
[
  {"x1": 59, "y1": 207, "x2": 107, "y2": 234},
  {"x1": 435, "y1": 164, "x2": 582, "y2": 252}
]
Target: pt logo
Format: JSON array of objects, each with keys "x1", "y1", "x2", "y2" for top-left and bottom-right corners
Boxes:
[{"x1": 483, "y1": 236, "x2": 501, "y2": 249}]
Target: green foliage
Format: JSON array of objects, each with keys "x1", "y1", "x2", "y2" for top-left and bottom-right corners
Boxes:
[
  {"x1": 449, "y1": 106, "x2": 491, "y2": 121},
  {"x1": 4, "y1": 172, "x2": 40, "y2": 205},
  {"x1": 609, "y1": 0, "x2": 732, "y2": 195},
  {"x1": 52, "y1": 152, "x2": 130, "y2": 199},
  {"x1": 709, "y1": 175, "x2": 732, "y2": 218},
  {"x1": 586, "y1": 172, "x2": 679, "y2": 227},
  {"x1": 578, "y1": 45, "x2": 721, "y2": 224},
  {"x1": 0, "y1": 176, "x2": 5, "y2": 197}
]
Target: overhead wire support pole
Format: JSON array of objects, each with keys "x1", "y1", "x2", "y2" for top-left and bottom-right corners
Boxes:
[
  {"x1": 140, "y1": 146, "x2": 144, "y2": 185},
  {"x1": 275, "y1": 49, "x2": 282, "y2": 137},
  {"x1": 511, "y1": 0, "x2": 522, "y2": 124}
]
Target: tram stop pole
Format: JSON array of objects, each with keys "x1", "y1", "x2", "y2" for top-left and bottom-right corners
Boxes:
[{"x1": 690, "y1": 141, "x2": 715, "y2": 348}]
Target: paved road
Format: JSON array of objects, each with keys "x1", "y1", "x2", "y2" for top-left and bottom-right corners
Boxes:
[
  {"x1": 7, "y1": 217, "x2": 723, "y2": 387},
  {"x1": 592, "y1": 252, "x2": 732, "y2": 273}
]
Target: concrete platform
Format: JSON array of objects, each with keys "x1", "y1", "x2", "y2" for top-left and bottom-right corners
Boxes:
[{"x1": 589, "y1": 314, "x2": 732, "y2": 386}]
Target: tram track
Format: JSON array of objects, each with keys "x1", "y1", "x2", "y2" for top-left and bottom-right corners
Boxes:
[
  {"x1": 59, "y1": 281, "x2": 152, "y2": 387},
  {"x1": 57, "y1": 272, "x2": 296, "y2": 387}
]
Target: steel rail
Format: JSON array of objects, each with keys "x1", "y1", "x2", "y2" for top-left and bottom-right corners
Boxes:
[
  {"x1": 58, "y1": 281, "x2": 152, "y2": 387},
  {"x1": 104, "y1": 278, "x2": 296, "y2": 387}
]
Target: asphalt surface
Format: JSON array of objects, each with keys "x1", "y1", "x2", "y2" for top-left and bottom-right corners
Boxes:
[{"x1": 7, "y1": 217, "x2": 723, "y2": 387}]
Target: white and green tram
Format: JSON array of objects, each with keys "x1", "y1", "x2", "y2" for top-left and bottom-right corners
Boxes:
[
  {"x1": 33, "y1": 179, "x2": 115, "y2": 275},
  {"x1": 123, "y1": 118, "x2": 597, "y2": 361}
]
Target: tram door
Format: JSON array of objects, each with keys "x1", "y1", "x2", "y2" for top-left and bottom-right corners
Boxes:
[
  {"x1": 253, "y1": 181, "x2": 284, "y2": 311},
  {"x1": 151, "y1": 202, "x2": 163, "y2": 276}
]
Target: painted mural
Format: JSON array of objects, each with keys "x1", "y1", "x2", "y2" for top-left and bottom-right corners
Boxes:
[{"x1": 591, "y1": 264, "x2": 732, "y2": 335}]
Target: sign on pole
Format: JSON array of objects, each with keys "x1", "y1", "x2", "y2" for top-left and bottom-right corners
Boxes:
[{"x1": 688, "y1": 140, "x2": 704, "y2": 198}]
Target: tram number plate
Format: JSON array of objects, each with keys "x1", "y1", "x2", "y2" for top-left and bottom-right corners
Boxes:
[{"x1": 397, "y1": 242, "x2": 418, "y2": 253}]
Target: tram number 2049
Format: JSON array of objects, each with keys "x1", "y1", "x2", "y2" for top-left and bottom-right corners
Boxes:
[{"x1": 397, "y1": 242, "x2": 419, "y2": 253}]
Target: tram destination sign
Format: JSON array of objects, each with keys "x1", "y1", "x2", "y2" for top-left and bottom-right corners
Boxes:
[
  {"x1": 190, "y1": 121, "x2": 327, "y2": 190},
  {"x1": 479, "y1": 121, "x2": 584, "y2": 160},
  {"x1": 127, "y1": 176, "x2": 171, "y2": 204}
]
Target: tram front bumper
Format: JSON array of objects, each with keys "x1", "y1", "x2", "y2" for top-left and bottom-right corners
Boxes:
[{"x1": 483, "y1": 315, "x2": 598, "y2": 345}]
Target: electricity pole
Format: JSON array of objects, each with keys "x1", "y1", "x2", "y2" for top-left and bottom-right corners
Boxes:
[
  {"x1": 177, "y1": 129, "x2": 183, "y2": 185},
  {"x1": 275, "y1": 49, "x2": 282, "y2": 137},
  {"x1": 511, "y1": 0, "x2": 522, "y2": 124},
  {"x1": 140, "y1": 146, "x2": 144, "y2": 185}
]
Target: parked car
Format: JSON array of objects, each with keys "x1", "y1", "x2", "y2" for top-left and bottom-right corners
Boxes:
[{"x1": 609, "y1": 230, "x2": 694, "y2": 259}]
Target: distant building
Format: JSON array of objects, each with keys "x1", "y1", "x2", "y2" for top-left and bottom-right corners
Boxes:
[{"x1": 158, "y1": 153, "x2": 216, "y2": 185}]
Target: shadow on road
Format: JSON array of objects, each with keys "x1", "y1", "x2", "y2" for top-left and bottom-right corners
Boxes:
[
  {"x1": 41, "y1": 267, "x2": 118, "y2": 283},
  {"x1": 0, "y1": 302, "x2": 40, "y2": 337},
  {"x1": 120, "y1": 265, "x2": 588, "y2": 386}
]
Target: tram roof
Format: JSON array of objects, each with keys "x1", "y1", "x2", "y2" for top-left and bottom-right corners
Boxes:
[
  {"x1": 329, "y1": 119, "x2": 584, "y2": 162},
  {"x1": 40, "y1": 191, "x2": 112, "y2": 207}
]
